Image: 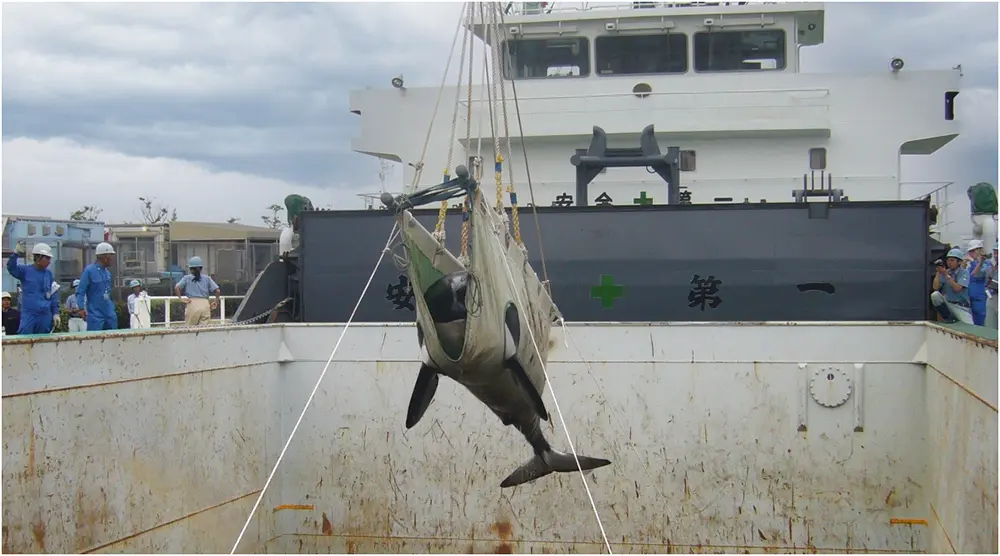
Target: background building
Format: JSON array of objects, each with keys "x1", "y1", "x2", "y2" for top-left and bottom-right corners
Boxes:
[{"x1": 2, "y1": 215, "x2": 106, "y2": 294}]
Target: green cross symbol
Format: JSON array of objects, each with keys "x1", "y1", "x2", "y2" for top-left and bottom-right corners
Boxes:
[
  {"x1": 633, "y1": 191, "x2": 653, "y2": 205},
  {"x1": 590, "y1": 274, "x2": 624, "y2": 309}
]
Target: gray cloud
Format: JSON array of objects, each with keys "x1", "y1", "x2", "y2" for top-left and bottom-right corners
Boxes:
[
  {"x1": 3, "y1": 1, "x2": 463, "y2": 193},
  {"x1": 2, "y1": 1, "x2": 996, "y2": 223},
  {"x1": 802, "y1": 1, "x2": 998, "y2": 193}
]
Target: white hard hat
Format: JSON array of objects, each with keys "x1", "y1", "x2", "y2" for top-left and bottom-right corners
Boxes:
[
  {"x1": 72, "y1": 279, "x2": 80, "y2": 288},
  {"x1": 95, "y1": 242, "x2": 115, "y2": 255},
  {"x1": 967, "y1": 239, "x2": 984, "y2": 252},
  {"x1": 129, "y1": 279, "x2": 141, "y2": 288},
  {"x1": 1, "y1": 292, "x2": 9, "y2": 299},
  {"x1": 32, "y1": 243, "x2": 53, "y2": 258}
]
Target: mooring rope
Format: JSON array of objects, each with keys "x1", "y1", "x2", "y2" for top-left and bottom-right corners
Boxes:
[{"x1": 229, "y1": 223, "x2": 400, "y2": 554}]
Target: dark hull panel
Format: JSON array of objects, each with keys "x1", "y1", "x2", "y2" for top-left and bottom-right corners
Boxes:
[{"x1": 298, "y1": 201, "x2": 932, "y2": 323}]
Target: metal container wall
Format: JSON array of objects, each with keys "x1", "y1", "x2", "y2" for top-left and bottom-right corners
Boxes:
[
  {"x1": 920, "y1": 325, "x2": 999, "y2": 554},
  {"x1": 1, "y1": 327, "x2": 285, "y2": 554},
  {"x1": 2, "y1": 321, "x2": 995, "y2": 553},
  {"x1": 298, "y1": 201, "x2": 932, "y2": 324}
]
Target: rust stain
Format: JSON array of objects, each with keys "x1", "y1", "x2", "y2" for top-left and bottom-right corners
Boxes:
[
  {"x1": 889, "y1": 518, "x2": 928, "y2": 526},
  {"x1": 926, "y1": 362, "x2": 998, "y2": 413},
  {"x1": 273, "y1": 504, "x2": 315, "y2": 512},
  {"x1": 277, "y1": 534, "x2": 918, "y2": 554},
  {"x1": 346, "y1": 539, "x2": 357, "y2": 553},
  {"x1": 489, "y1": 520, "x2": 514, "y2": 553},
  {"x1": 27, "y1": 426, "x2": 36, "y2": 478},
  {"x1": 30, "y1": 516, "x2": 45, "y2": 552},
  {"x1": 931, "y1": 322, "x2": 999, "y2": 349},
  {"x1": 81, "y1": 490, "x2": 261, "y2": 553},
  {"x1": 321, "y1": 512, "x2": 333, "y2": 535},
  {"x1": 489, "y1": 520, "x2": 513, "y2": 540},
  {"x1": 74, "y1": 484, "x2": 110, "y2": 552}
]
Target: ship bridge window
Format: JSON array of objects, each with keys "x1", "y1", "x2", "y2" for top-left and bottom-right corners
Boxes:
[
  {"x1": 693, "y1": 29, "x2": 786, "y2": 72},
  {"x1": 502, "y1": 38, "x2": 591, "y2": 79},
  {"x1": 595, "y1": 33, "x2": 688, "y2": 76}
]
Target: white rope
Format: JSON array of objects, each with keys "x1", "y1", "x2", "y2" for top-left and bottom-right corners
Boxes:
[
  {"x1": 486, "y1": 228, "x2": 613, "y2": 554},
  {"x1": 229, "y1": 223, "x2": 400, "y2": 554},
  {"x1": 558, "y1": 319, "x2": 665, "y2": 501},
  {"x1": 409, "y1": 5, "x2": 468, "y2": 192},
  {"x1": 475, "y1": 42, "x2": 487, "y2": 177}
]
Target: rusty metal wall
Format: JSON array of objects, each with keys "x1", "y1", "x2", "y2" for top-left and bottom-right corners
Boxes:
[
  {"x1": 1, "y1": 327, "x2": 285, "y2": 554},
  {"x1": 2, "y1": 322, "x2": 996, "y2": 554},
  {"x1": 921, "y1": 325, "x2": 998, "y2": 554},
  {"x1": 264, "y1": 322, "x2": 934, "y2": 553}
]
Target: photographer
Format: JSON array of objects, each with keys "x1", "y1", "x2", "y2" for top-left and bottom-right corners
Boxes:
[{"x1": 930, "y1": 248, "x2": 972, "y2": 324}]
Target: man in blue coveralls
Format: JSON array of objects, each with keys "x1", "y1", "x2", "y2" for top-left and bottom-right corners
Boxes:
[
  {"x1": 930, "y1": 248, "x2": 972, "y2": 324},
  {"x1": 6, "y1": 241, "x2": 61, "y2": 334},
  {"x1": 77, "y1": 242, "x2": 118, "y2": 331},
  {"x1": 988, "y1": 242, "x2": 999, "y2": 329},
  {"x1": 965, "y1": 239, "x2": 993, "y2": 326}
]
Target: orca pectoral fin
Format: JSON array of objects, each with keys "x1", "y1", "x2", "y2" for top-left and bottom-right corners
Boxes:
[
  {"x1": 405, "y1": 365, "x2": 440, "y2": 429},
  {"x1": 505, "y1": 357, "x2": 549, "y2": 422}
]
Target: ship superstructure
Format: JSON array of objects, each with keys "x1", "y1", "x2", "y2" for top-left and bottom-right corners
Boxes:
[{"x1": 349, "y1": 2, "x2": 963, "y2": 240}]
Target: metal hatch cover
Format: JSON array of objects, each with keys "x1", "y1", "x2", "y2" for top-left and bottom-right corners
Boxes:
[{"x1": 810, "y1": 365, "x2": 853, "y2": 408}]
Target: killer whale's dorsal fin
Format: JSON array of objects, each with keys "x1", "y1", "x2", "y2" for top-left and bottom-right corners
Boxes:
[
  {"x1": 406, "y1": 364, "x2": 440, "y2": 429},
  {"x1": 505, "y1": 357, "x2": 549, "y2": 422}
]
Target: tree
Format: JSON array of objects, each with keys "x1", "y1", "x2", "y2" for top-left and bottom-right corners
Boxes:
[
  {"x1": 226, "y1": 217, "x2": 241, "y2": 224},
  {"x1": 137, "y1": 197, "x2": 177, "y2": 225},
  {"x1": 261, "y1": 204, "x2": 285, "y2": 228},
  {"x1": 70, "y1": 206, "x2": 103, "y2": 222}
]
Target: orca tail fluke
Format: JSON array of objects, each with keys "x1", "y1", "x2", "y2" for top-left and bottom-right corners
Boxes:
[{"x1": 499, "y1": 450, "x2": 612, "y2": 488}]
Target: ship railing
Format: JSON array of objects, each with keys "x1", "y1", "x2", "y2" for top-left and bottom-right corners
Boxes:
[
  {"x1": 900, "y1": 181, "x2": 955, "y2": 242},
  {"x1": 144, "y1": 295, "x2": 245, "y2": 328},
  {"x1": 504, "y1": 1, "x2": 775, "y2": 17}
]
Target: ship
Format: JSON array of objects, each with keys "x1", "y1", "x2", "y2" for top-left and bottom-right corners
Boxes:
[
  {"x1": 234, "y1": 0, "x2": 994, "y2": 325},
  {"x1": 2, "y1": 2, "x2": 996, "y2": 554}
]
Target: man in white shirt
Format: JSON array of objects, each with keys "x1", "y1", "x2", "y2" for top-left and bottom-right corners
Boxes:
[{"x1": 127, "y1": 279, "x2": 152, "y2": 329}]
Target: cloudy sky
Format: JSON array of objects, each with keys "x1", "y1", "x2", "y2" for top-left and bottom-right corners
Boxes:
[{"x1": 2, "y1": 1, "x2": 997, "y2": 225}]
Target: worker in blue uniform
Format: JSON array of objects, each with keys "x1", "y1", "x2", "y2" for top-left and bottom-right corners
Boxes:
[
  {"x1": 175, "y1": 256, "x2": 222, "y2": 327},
  {"x1": 65, "y1": 279, "x2": 87, "y2": 332},
  {"x1": 930, "y1": 248, "x2": 972, "y2": 324},
  {"x1": 6, "y1": 241, "x2": 60, "y2": 334},
  {"x1": 2, "y1": 291, "x2": 21, "y2": 336},
  {"x1": 77, "y1": 242, "x2": 118, "y2": 331},
  {"x1": 966, "y1": 239, "x2": 993, "y2": 326},
  {"x1": 988, "y1": 242, "x2": 999, "y2": 329}
]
